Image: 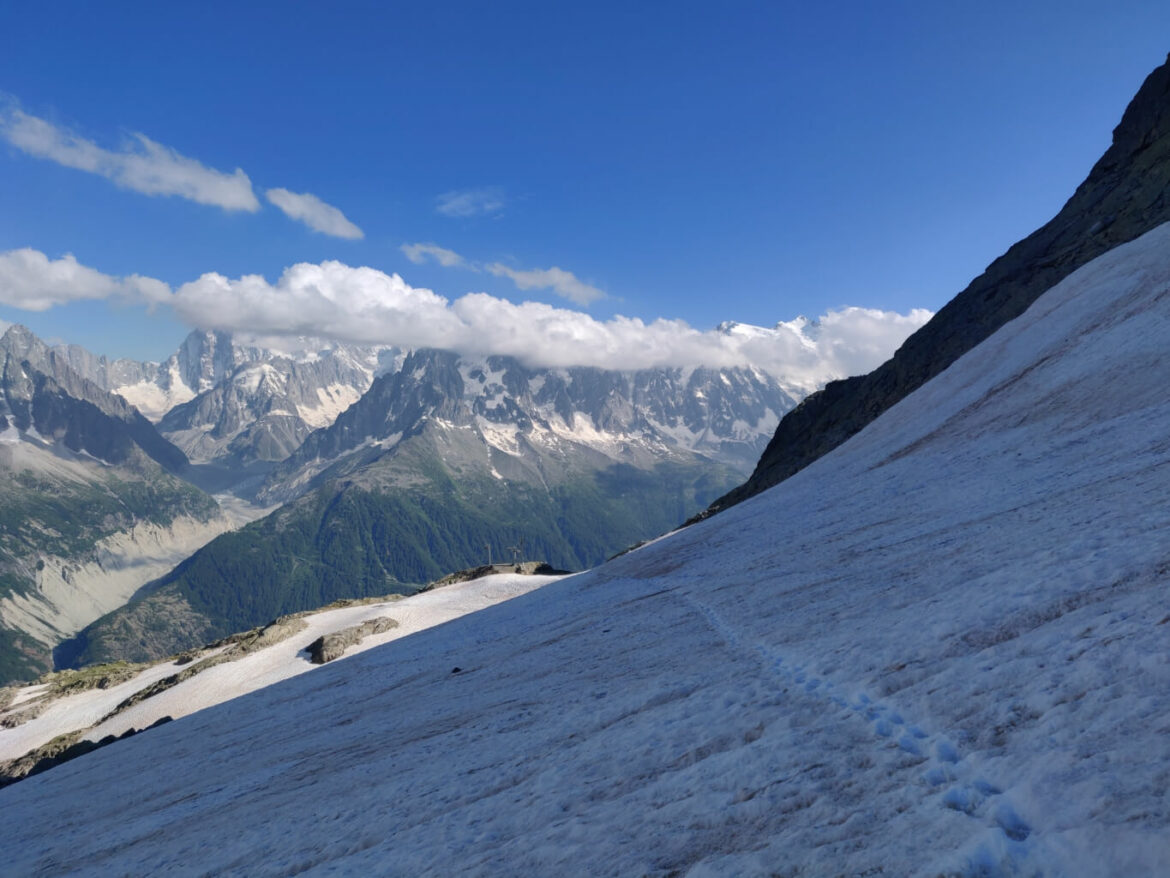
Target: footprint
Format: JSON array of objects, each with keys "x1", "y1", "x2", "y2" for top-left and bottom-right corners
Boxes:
[
  {"x1": 936, "y1": 740, "x2": 961, "y2": 764},
  {"x1": 972, "y1": 778, "x2": 1002, "y2": 796},
  {"x1": 994, "y1": 802, "x2": 1032, "y2": 841},
  {"x1": 942, "y1": 786, "x2": 981, "y2": 815},
  {"x1": 897, "y1": 734, "x2": 923, "y2": 756},
  {"x1": 923, "y1": 766, "x2": 953, "y2": 787}
]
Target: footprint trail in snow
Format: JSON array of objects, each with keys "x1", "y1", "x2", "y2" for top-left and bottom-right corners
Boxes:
[{"x1": 683, "y1": 592, "x2": 1036, "y2": 867}]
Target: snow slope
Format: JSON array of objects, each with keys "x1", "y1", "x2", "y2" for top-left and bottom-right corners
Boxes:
[
  {"x1": 0, "y1": 573, "x2": 560, "y2": 761},
  {"x1": 7, "y1": 224, "x2": 1170, "y2": 874}
]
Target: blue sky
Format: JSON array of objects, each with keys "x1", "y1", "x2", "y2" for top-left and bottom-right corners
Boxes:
[{"x1": 1, "y1": 1, "x2": 1168, "y2": 365}]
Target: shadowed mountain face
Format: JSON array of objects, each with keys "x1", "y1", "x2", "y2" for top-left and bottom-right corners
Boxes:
[
  {"x1": 0, "y1": 326, "x2": 189, "y2": 475},
  {"x1": 707, "y1": 54, "x2": 1170, "y2": 516}
]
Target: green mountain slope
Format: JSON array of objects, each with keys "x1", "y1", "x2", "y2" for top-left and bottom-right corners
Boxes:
[{"x1": 64, "y1": 423, "x2": 738, "y2": 665}]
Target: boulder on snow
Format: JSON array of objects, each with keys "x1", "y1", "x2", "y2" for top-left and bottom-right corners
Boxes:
[{"x1": 307, "y1": 617, "x2": 399, "y2": 665}]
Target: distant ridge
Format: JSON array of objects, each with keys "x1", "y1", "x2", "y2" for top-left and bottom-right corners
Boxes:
[{"x1": 705, "y1": 53, "x2": 1170, "y2": 516}]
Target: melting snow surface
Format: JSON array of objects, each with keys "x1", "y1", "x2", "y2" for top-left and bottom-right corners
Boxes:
[{"x1": 7, "y1": 225, "x2": 1170, "y2": 874}]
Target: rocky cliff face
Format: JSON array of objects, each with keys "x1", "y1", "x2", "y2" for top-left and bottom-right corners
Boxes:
[
  {"x1": 54, "y1": 330, "x2": 256, "y2": 423},
  {"x1": 0, "y1": 326, "x2": 189, "y2": 474},
  {"x1": 158, "y1": 347, "x2": 386, "y2": 467},
  {"x1": 707, "y1": 53, "x2": 1170, "y2": 516},
  {"x1": 259, "y1": 348, "x2": 798, "y2": 505}
]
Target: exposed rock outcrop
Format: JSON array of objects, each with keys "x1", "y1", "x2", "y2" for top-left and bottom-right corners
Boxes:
[{"x1": 307, "y1": 617, "x2": 399, "y2": 664}]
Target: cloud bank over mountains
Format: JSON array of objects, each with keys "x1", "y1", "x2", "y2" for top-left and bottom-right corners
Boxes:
[{"x1": 0, "y1": 247, "x2": 930, "y2": 384}]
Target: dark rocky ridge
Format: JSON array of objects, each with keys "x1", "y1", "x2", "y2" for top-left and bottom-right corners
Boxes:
[{"x1": 706, "y1": 54, "x2": 1170, "y2": 516}]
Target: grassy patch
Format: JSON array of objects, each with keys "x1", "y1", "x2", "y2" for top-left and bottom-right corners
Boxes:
[{"x1": 41, "y1": 661, "x2": 146, "y2": 698}]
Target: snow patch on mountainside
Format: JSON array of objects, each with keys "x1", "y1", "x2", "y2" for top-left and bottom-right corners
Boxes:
[
  {"x1": 476, "y1": 417, "x2": 523, "y2": 455},
  {"x1": 0, "y1": 573, "x2": 563, "y2": 761},
  {"x1": 112, "y1": 376, "x2": 196, "y2": 423},
  {"x1": 296, "y1": 382, "x2": 364, "y2": 429}
]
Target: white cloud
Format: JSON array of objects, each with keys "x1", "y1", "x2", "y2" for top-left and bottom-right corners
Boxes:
[
  {"x1": 486, "y1": 263, "x2": 606, "y2": 306},
  {"x1": 0, "y1": 106, "x2": 260, "y2": 212},
  {"x1": 401, "y1": 242, "x2": 466, "y2": 268},
  {"x1": 0, "y1": 249, "x2": 932, "y2": 385},
  {"x1": 168, "y1": 259, "x2": 929, "y2": 385},
  {"x1": 266, "y1": 188, "x2": 363, "y2": 239},
  {"x1": 171, "y1": 262, "x2": 464, "y2": 348},
  {"x1": 0, "y1": 248, "x2": 169, "y2": 311},
  {"x1": 436, "y1": 187, "x2": 505, "y2": 218},
  {"x1": 401, "y1": 242, "x2": 605, "y2": 305}
]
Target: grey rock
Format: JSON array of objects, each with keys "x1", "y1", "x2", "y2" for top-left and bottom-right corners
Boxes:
[
  {"x1": 0, "y1": 325, "x2": 190, "y2": 473},
  {"x1": 307, "y1": 616, "x2": 399, "y2": 664}
]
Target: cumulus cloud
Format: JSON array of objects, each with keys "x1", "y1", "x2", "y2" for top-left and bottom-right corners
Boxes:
[
  {"x1": 436, "y1": 187, "x2": 505, "y2": 218},
  {"x1": 266, "y1": 188, "x2": 363, "y2": 239},
  {"x1": 167, "y1": 259, "x2": 929, "y2": 386},
  {"x1": 486, "y1": 263, "x2": 606, "y2": 306},
  {"x1": 0, "y1": 249, "x2": 931, "y2": 385},
  {"x1": 0, "y1": 106, "x2": 259, "y2": 212},
  {"x1": 0, "y1": 248, "x2": 169, "y2": 311},
  {"x1": 401, "y1": 242, "x2": 466, "y2": 268},
  {"x1": 171, "y1": 262, "x2": 464, "y2": 348}
]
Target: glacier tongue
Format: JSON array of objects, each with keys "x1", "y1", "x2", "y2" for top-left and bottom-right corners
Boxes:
[{"x1": 6, "y1": 224, "x2": 1170, "y2": 874}]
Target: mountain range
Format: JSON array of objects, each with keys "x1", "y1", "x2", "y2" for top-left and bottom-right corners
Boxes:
[{"x1": 63, "y1": 347, "x2": 798, "y2": 664}]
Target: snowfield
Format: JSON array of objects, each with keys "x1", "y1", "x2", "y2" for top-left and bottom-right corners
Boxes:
[
  {"x1": 6, "y1": 224, "x2": 1170, "y2": 875},
  {"x1": 0, "y1": 573, "x2": 561, "y2": 760}
]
